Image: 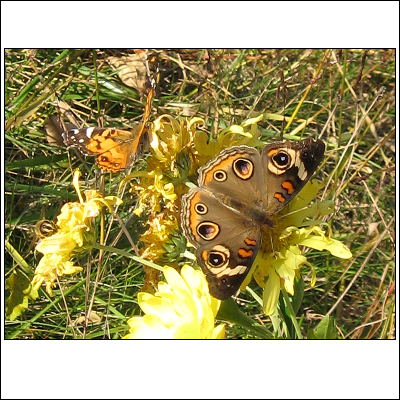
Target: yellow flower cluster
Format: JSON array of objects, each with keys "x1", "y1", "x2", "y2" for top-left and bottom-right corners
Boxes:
[{"x1": 31, "y1": 171, "x2": 122, "y2": 296}]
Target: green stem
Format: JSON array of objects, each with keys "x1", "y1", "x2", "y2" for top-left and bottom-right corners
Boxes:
[
  {"x1": 217, "y1": 298, "x2": 273, "y2": 339},
  {"x1": 92, "y1": 243, "x2": 164, "y2": 272},
  {"x1": 92, "y1": 50, "x2": 101, "y2": 118},
  {"x1": 282, "y1": 289, "x2": 303, "y2": 339}
]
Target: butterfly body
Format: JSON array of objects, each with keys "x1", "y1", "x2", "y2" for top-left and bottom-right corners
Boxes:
[{"x1": 181, "y1": 138, "x2": 325, "y2": 300}]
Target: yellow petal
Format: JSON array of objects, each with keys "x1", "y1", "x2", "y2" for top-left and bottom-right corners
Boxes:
[
  {"x1": 263, "y1": 268, "x2": 281, "y2": 316},
  {"x1": 241, "y1": 113, "x2": 263, "y2": 127},
  {"x1": 36, "y1": 232, "x2": 76, "y2": 255},
  {"x1": 124, "y1": 265, "x2": 224, "y2": 339},
  {"x1": 298, "y1": 235, "x2": 352, "y2": 259},
  {"x1": 72, "y1": 170, "x2": 84, "y2": 204},
  {"x1": 124, "y1": 315, "x2": 175, "y2": 339},
  {"x1": 163, "y1": 266, "x2": 188, "y2": 293},
  {"x1": 211, "y1": 324, "x2": 226, "y2": 339}
]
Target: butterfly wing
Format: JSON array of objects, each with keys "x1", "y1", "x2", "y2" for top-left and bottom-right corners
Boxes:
[
  {"x1": 197, "y1": 145, "x2": 265, "y2": 215},
  {"x1": 261, "y1": 138, "x2": 325, "y2": 214},
  {"x1": 181, "y1": 187, "x2": 261, "y2": 300},
  {"x1": 62, "y1": 126, "x2": 147, "y2": 172}
]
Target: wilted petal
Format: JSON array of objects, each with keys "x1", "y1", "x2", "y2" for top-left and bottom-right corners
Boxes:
[{"x1": 36, "y1": 232, "x2": 77, "y2": 255}]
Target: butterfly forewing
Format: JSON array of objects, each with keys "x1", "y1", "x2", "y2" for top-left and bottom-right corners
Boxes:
[{"x1": 261, "y1": 138, "x2": 325, "y2": 215}]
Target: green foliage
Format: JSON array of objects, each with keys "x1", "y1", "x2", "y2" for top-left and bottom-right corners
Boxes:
[
  {"x1": 307, "y1": 315, "x2": 337, "y2": 339},
  {"x1": 217, "y1": 298, "x2": 273, "y2": 339}
]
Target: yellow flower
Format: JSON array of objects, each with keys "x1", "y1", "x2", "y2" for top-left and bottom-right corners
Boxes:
[
  {"x1": 247, "y1": 180, "x2": 352, "y2": 316},
  {"x1": 126, "y1": 116, "x2": 202, "y2": 218},
  {"x1": 31, "y1": 170, "x2": 123, "y2": 296},
  {"x1": 31, "y1": 253, "x2": 82, "y2": 297},
  {"x1": 128, "y1": 170, "x2": 178, "y2": 217},
  {"x1": 150, "y1": 115, "x2": 199, "y2": 168},
  {"x1": 124, "y1": 265, "x2": 225, "y2": 339},
  {"x1": 140, "y1": 213, "x2": 183, "y2": 263},
  {"x1": 139, "y1": 213, "x2": 186, "y2": 294},
  {"x1": 194, "y1": 114, "x2": 263, "y2": 164},
  {"x1": 154, "y1": 171, "x2": 177, "y2": 201},
  {"x1": 36, "y1": 230, "x2": 82, "y2": 257}
]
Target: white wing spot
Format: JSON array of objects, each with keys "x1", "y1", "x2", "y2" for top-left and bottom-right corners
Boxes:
[{"x1": 86, "y1": 127, "x2": 95, "y2": 137}]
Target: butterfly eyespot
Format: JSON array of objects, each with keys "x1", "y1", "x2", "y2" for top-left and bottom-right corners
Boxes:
[
  {"x1": 273, "y1": 151, "x2": 291, "y2": 167},
  {"x1": 197, "y1": 222, "x2": 220, "y2": 240},
  {"x1": 206, "y1": 245, "x2": 230, "y2": 268},
  {"x1": 214, "y1": 170, "x2": 227, "y2": 181},
  {"x1": 233, "y1": 158, "x2": 254, "y2": 180},
  {"x1": 209, "y1": 252, "x2": 225, "y2": 266},
  {"x1": 195, "y1": 203, "x2": 208, "y2": 215}
]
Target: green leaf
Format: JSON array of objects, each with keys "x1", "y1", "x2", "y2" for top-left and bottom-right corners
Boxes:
[
  {"x1": 307, "y1": 315, "x2": 337, "y2": 339},
  {"x1": 291, "y1": 277, "x2": 305, "y2": 315},
  {"x1": 5, "y1": 270, "x2": 38, "y2": 321},
  {"x1": 217, "y1": 298, "x2": 273, "y2": 339}
]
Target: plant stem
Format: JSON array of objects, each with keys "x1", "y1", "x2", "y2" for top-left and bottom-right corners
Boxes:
[{"x1": 282, "y1": 289, "x2": 303, "y2": 339}]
